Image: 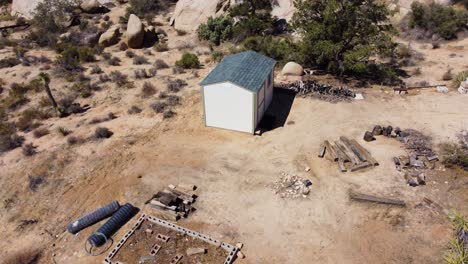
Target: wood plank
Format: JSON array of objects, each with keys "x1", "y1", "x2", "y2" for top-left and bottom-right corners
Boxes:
[
  {"x1": 324, "y1": 140, "x2": 337, "y2": 161},
  {"x1": 340, "y1": 136, "x2": 367, "y2": 162},
  {"x1": 338, "y1": 160, "x2": 347, "y2": 172},
  {"x1": 350, "y1": 139, "x2": 379, "y2": 166},
  {"x1": 333, "y1": 142, "x2": 350, "y2": 162},
  {"x1": 335, "y1": 140, "x2": 360, "y2": 165},
  {"x1": 318, "y1": 142, "x2": 326, "y2": 158},
  {"x1": 350, "y1": 161, "x2": 372, "y2": 172},
  {"x1": 349, "y1": 191, "x2": 406, "y2": 206}
]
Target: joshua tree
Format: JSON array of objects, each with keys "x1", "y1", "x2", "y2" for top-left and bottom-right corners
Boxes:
[{"x1": 38, "y1": 72, "x2": 63, "y2": 116}]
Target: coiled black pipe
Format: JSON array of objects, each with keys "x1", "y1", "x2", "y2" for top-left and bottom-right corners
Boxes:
[
  {"x1": 87, "y1": 203, "x2": 138, "y2": 248},
  {"x1": 67, "y1": 201, "x2": 120, "y2": 234}
]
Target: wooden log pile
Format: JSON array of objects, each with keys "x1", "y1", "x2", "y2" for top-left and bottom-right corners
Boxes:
[
  {"x1": 319, "y1": 137, "x2": 378, "y2": 173},
  {"x1": 145, "y1": 184, "x2": 198, "y2": 221},
  {"x1": 279, "y1": 80, "x2": 355, "y2": 102}
]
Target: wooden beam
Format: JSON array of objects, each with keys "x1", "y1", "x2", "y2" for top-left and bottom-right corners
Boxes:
[
  {"x1": 350, "y1": 139, "x2": 379, "y2": 166},
  {"x1": 318, "y1": 142, "x2": 326, "y2": 158},
  {"x1": 324, "y1": 140, "x2": 337, "y2": 161},
  {"x1": 350, "y1": 161, "x2": 372, "y2": 172},
  {"x1": 335, "y1": 140, "x2": 360, "y2": 165},
  {"x1": 349, "y1": 191, "x2": 406, "y2": 206},
  {"x1": 340, "y1": 136, "x2": 367, "y2": 162}
]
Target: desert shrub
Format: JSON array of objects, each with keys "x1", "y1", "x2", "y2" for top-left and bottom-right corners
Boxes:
[
  {"x1": 453, "y1": 71, "x2": 468, "y2": 88},
  {"x1": 109, "y1": 71, "x2": 128, "y2": 86},
  {"x1": 3, "y1": 247, "x2": 42, "y2": 264},
  {"x1": 166, "y1": 95, "x2": 181, "y2": 106},
  {"x1": 90, "y1": 64, "x2": 103, "y2": 74},
  {"x1": 3, "y1": 83, "x2": 30, "y2": 110},
  {"x1": 167, "y1": 79, "x2": 187, "y2": 93},
  {"x1": 101, "y1": 52, "x2": 112, "y2": 60},
  {"x1": 175, "y1": 52, "x2": 200, "y2": 69},
  {"x1": 198, "y1": 16, "x2": 234, "y2": 45},
  {"x1": 16, "y1": 108, "x2": 50, "y2": 132},
  {"x1": 0, "y1": 121, "x2": 25, "y2": 153},
  {"x1": 128, "y1": 105, "x2": 142, "y2": 114},
  {"x1": 119, "y1": 42, "x2": 128, "y2": 51},
  {"x1": 71, "y1": 82, "x2": 93, "y2": 98},
  {"x1": 176, "y1": 29, "x2": 187, "y2": 36},
  {"x1": 57, "y1": 126, "x2": 72, "y2": 136},
  {"x1": 0, "y1": 57, "x2": 21, "y2": 69},
  {"x1": 409, "y1": 2, "x2": 468, "y2": 40},
  {"x1": 444, "y1": 211, "x2": 468, "y2": 264},
  {"x1": 413, "y1": 67, "x2": 422, "y2": 76},
  {"x1": 150, "y1": 101, "x2": 167, "y2": 113},
  {"x1": 125, "y1": 50, "x2": 135, "y2": 58},
  {"x1": 67, "y1": 135, "x2": 83, "y2": 145},
  {"x1": 133, "y1": 55, "x2": 149, "y2": 65},
  {"x1": 211, "y1": 50, "x2": 224, "y2": 62},
  {"x1": 108, "y1": 56, "x2": 121, "y2": 66},
  {"x1": 134, "y1": 69, "x2": 149, "y2": 79},
  {"x1": 163, "y1": 110, "x2": 175, "y2": 119},
  {"x1": 141, "y1": 82, "x2": 156, "y2": 97},
  {"x1": 153, "y1": 42, "x2": 168, "y2": 52},
  {"x1": 33, "y1": 128, "x2": 50, "y2": 138},
  {"x1": 154, "y1": 59, "x2": 169, "y2": 69},
  {"x1": 22, "y1": 143, "x2": 38, "y2": 156},
  {"x1": 241, "y1": 35, "x2": 300, "y2": 64},
  {"x1": 126, "y1": 0, "x2": 165, "y2": 17},
  {"x1": 98, "y1": 74, "x2": 111, "y2": 83},
  {"x1": 95, "y1": 127, "x2": 113, "y2": 138},
  {"x1": 55, "y1": 46, "x2": 83, "y2": 73},
  {"x1": 148, "y1": 67, "x2": 157, "y2": 77},
  {"x1": 89, "y1": 112, "x2": 116, "y2": 124},
  {"x1": 443, "y1": 69, "x2": 454, "y2": 81}
]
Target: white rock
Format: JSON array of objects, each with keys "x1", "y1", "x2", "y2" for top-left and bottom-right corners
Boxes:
[
  {"x1": 126, "y1": 14, "x2": 145, "y2": 49},
  {"x1": 281, "y1": 62, "x2": 304, "y2": 76},
  {"x1": 99, "y1": 25, "x2": 120, "y2": 47}
]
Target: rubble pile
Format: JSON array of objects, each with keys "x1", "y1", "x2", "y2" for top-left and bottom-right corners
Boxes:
[
  {"x1": 145, "y1": 184, "x2": 198, "y2": 221},
  {"x1": 273, "y1": 172, "x2": 312, "y2": 199},
  {"x1": 280, "y1": 80, "x2": 355, "y2": 102},
  {"x1": 368, "y1": 125, "x2": 438, "y2": 187}
]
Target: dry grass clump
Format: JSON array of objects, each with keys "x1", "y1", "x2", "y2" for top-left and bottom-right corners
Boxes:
[
  {"x1": 17, "y1": 108, "x2": 51, "y2": 132},
  {"x1": 89, "y1": 112, "x2": 117, "y2": 125},
  {"x1": 109, "y1": 71, "x2": 128, "y2": 86},
  {"x1": 33, "y1": 127, "x2": 50, "y2": 138},
  {"x1": 172, "y1": 66, "x2": 185, "y2": 74},
  {"x1": 125, "y1": 50, "x2": 135, "y2": 58},
  {"x1": 141, "y1": 82, "x2": 157, "y2": 97},
  {"x1": 99, "y1": 74, "x2": 111, "y2": 83},
  {"x1": 153, "y1": 42, "x2": 168, "y2": 52},
  {"x1": 57, "y1": 126, "x2": 72, "y2": 136},
  {"x1": 154, "y1": 59, "x2": 169, "y2": 69},
  {"x1": 163, "y1": 109, "x2": 176, "y2": 119},
  {"x1": 133, "y1": 55, "x2": 149, "y2": 65},
  {"x1": 67, "y1": 135, "x2": 84, "y2": 145},
  {"x1": 167, "y1": 79, "x2": 187, "y2": 93},
  {"x1": 108, "y1": 56, "x2": 121, "y2": 66},
  {"x1": 128, "y1": 105, "x2": 142, "y2": 114},
  {"x1": 95, "y1": 127, "x2": 113, "y2": 139},
  {"x1": 150, "y1": 101, "x2": 167, "y2": 113},
  {"x1": 0, "y1": 120, "x2": 25, "y2": 153},
  {"x1": 90, "y1": 64, "x2": 103, "y2": 74},
  {"x1": 119, "y1": 42, "x2": 128, "y2": 51},
  {"x1": 134, "y1": 69, "x2": 152, "y2": 79}
]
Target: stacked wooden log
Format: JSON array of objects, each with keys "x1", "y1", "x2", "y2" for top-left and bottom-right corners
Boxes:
[
  {"x1": 146, "y1": 184, "x2": 197, "y2": 221},
  {"x1": 279, "y1": 80, "x2": 355, "y2": 102},
  {"x1": 319, "y1": 137, "x2": 378, "y2": 173}
]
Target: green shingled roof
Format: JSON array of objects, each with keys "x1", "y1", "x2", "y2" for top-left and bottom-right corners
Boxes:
[{"x1": 200, "y1": 50, "x2": 276, "y2": 92}]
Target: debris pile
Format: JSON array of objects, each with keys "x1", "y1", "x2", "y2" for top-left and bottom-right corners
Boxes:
[
  {"x1": 280, "y1": 80, "x2": 355, "y2": 102},
  {"x1": 146, "y1": 184, "x2": 198, "y2": 221},
  {"x1": 273, "y1": 172, "x2": 312, "y2": 198},
  {"x1": 319, "y1": 136, "x2": 379, "y2": 173},
  {"x1": 367, "y1": 125, "x2": 438, "y2": 186}
]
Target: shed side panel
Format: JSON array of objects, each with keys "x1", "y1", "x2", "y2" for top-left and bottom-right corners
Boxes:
[{"x1": 203, "y1": 83, "x2": 254, "y2": 133}]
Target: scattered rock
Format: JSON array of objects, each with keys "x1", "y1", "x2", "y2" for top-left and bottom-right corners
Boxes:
[
  {"x1": 273, "y1": 172, "x2": 311, "y2": 199},
  {"x1": 126, "y1": 14, "x2": 145, "y2": 49},
  {"x1": 363, "y1": 131, "x2": 375, "y2": 142},
  {"x1": 281, "y1": 62, "x2": 303, "y2": 76},
  {"x1": 99, "y1": 25, "x2": 120, "y2": 47}
]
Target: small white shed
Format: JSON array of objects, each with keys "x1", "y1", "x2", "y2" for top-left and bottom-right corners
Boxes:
[{"x1": 200, "y1": 51, "x2": 276, "y2": 134}]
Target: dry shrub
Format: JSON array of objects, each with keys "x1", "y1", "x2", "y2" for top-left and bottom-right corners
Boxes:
[
  {"x1": 166, "y1": 95, "x2": 181, "y2": 106},
  {"x1": 150, "y1": 101, "x2": 167, "y2": 113},
  {"x1": 172, "y1": 66, "x2": 185, "y2": 74},
  {"x1": 167, "y1": 79, "x2": 187, "y2": 93},
  {"x1": 141, "y1": 82, "x2": 157, "y2": 97},
  {"x1": 119, "y1": 42, "x2": 128, "y2": 51},
  {"x1": 99, "y1": 74, "x2": 111, "y2": 83},
  {"x1": 109, "y1": 71, "x2": 128, "y2": 86},
  {"x1": 163, "y1": 110, "x2": 176, "y2": 119},
  {"x1": 128, "y1": 105, "x2": 142, "y2": 114},
  {"x1": 90, "y1": 64, "x2": 103, "y2": 74},
  {"x1": 33, "y1": 127, "x2": 50, "y2": 138},
  {"x1": 22, "y1": 143, "x2": 37, "y2": 156},
  {"x1": 153, "y1": 42, "x2": 168, "y2": 52},
  {"x1": 67, "y1": 136, "x2": 84, "y2": 145},
  {"x1": 134, "y1": 69, "x2": 150, "y2": 79},
  {"x1": 108, "y1": 56, "x2": 121, "y2": 66},
  {"x1": 125, "y1": 50, "x2": 135, "y2": 58},
  {"x1": 154, "y1": 59, "x2": 169, "y2": 69},
  {"x1": 95, "y1": 127, "x2": 113, "y2": 138},
  {"x1": 57, "y1": 126, "x2": 72, "y2": 136},
  {"x1": 133, "y1": 55, "x2": 149, "y2": 65},
  {"x1": 3, "y1": 247, "x2": 42, "y2": 264}
]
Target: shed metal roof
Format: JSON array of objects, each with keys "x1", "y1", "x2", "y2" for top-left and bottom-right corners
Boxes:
[{"x1": 200, "y1": 50, "x2": 276, "y2": 92}]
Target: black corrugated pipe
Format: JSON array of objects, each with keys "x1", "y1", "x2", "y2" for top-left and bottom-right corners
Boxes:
[
  {"x1": 67, "y1": 201, "x2": 120, "y2": 234},
  {"x1": 87, "y1": 203, "x2": 138, "y2": 248}
]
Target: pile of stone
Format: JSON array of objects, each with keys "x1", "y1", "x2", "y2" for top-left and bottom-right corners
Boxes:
[
  {"x1": 146, "y1": 184, "x2": 198, "y2": 221},
  {"x1": 281, "y1": 80, "x2": 355, "y2": 103},
  {"x1": 366, "y1": 125, "x2": 438, "y2": 187},
  {"x1": 272, "y1": 172, "x2": 312, "y2": 199}
]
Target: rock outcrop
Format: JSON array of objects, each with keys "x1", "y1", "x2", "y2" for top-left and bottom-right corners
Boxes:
[
  {"x1": 81, "y1": 0, "x2": 109, "y2": 14},
  {"x1": 99, "y1": 25, "x2": 120, "y2": 47},
  {"x1": 126, "y1": 14, "x2": 145, "y2": 48},
  {"x1": 12, "y1": 0, "x2": 113, "y2": 18},
  {"x1": 282, "y1": 62, "x2": 304, "y2": 76}
]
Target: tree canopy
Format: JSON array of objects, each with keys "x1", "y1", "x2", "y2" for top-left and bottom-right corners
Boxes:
[{"x1": 292, "y1": 0, "x2": 396, "y2": 76}]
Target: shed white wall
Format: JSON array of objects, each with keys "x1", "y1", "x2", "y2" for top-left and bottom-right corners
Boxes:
[
  {"x1": 254, "y1": 70, "x2": 275, "y2": 127},
  {"x1": 203, "y1": 82, "x2": 254, "y2": 133}
]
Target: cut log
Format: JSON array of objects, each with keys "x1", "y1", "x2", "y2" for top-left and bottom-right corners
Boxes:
[
  {"x1": 318, "y1": 142, "x2": 326, "y2": 158},
  {"x1": 335, "y1": 140, "x2": 360, "y2": 165},
  {"x1": 340, "y1": 136, "x2": 367, "y2": 162},
  {"x1": 349, "y1": 139, "x2": 379, "y2": 166},
  {"x1": 350, "y1": 161, "x2": 372, "y2": 172},
  {"x1": 324, "y1": 140, "x2": 338, "y2": 161},
  {"x1": 349, "y1": 191, "x2": 406, "y2": 206},
  {"x1": 333, "y1": 142, "x2": 351, "y2": 163}
]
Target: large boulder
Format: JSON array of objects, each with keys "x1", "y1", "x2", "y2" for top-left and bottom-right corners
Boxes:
[
  {"x1": 126, "y1": 14, "x2": 145, "y2": 48},
  {"x1": 170, "y1": 0, "x2": 235, "y2": 32},
  {"x1": 271, "y1": 0, "x2": 295, "y2": 21},
  {"x1": 99, "y1": 25, "x2": 120, "y2": 47},
  {"x1": 12, "y1": 0, "x2": 113, "y2": 18},
  {"x1": 81, "y1": 0, "x2": 109, "y2": 14},
  {"x1": 282, "y1": 62, "x2": 304, "y2": 76}
]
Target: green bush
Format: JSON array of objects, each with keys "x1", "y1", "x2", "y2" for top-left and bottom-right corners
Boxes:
[
  {"x1": 242, "y1": 36, "x2": 300, "y2": 65},
  {"x1": 175, "y1": 52, "x2": 200, "y2": 69},
  {"x1": 55, "y1": 44, "x2": 96, "y2": 73},
  {"x1": 409, "y1": 2, "x2": 468, "y2": 40},
  {"x1": 198, "y1": 16, "x2": 234, "y2": 45}
]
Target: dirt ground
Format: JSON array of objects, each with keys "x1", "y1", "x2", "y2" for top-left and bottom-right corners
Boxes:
[{"x1": 1, "y1": 1, "x2": 468, "y2": 264}]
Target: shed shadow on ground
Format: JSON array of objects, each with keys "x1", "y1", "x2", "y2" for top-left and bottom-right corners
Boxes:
[{"x1": 257, "y1": 88, "x2": 296, "y2": 134}]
